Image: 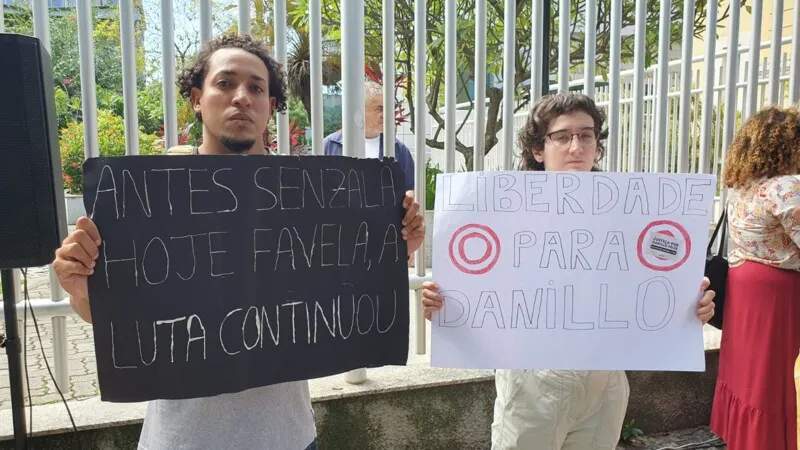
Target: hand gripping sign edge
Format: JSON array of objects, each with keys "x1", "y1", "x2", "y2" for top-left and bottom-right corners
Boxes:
[
  {"x1": 448, "y1": 223, "x2": 501, "y2": 275},
  {"x1": 636, "y1": 220, "x2": 692, "y2": 272}
]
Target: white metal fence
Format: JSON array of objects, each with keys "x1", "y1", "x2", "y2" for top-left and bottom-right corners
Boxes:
[{"x1": 2, "y1": 0, "x2": 800, "y2": 391}]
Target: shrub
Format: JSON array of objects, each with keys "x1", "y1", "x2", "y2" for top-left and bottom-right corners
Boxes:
[
  {"x1": 60, "y1": 110, "x2": 161, "y2": 194},
  {"x1": 425, "y1": 160, "x2": 441, "y2": 210}
]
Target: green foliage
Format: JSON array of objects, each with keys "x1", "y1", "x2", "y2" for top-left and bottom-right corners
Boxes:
[
  {"x1": 4, "y1": 3, "x2": 146, "y2": 99},
  {"x1": 621, "y1": 419, "x2": 644, "y2": 442},
  {"x1": 93, "y1": 84, "x2": 169, "y2": 135},
  {"x1": 288, "y1": 97, "x2": 310, "y2": 129},
  {"x1": 60, "y1": 111, "x2": 161, "y2": 194},
  {"x1": 53, "y1": 87, "x2": 81, "y2": 129},
  {"x1": 137, "y1": 84, "x2": 170, "y2": 135},
  {"x1": 425, "y1": 160, "x2": 442, "y2": 211}
]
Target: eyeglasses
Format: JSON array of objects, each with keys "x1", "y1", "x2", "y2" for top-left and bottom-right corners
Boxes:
[{"x1": 546, "y1": 128, "x2": 599, "y2": 149}]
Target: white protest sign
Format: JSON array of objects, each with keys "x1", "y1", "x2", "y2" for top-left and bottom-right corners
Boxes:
[{"x1": 431, "y1": 171, "x2": 716, "y2": 372}]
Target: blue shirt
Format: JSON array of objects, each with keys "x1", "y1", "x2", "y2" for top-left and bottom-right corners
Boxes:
[{"x1": 322, "y1": 130, "x2": 416, "y2": 191}]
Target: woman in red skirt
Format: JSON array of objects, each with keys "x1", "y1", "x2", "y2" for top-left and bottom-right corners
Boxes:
[{"x1": 710, "y1": 106, "x2": 800, "y2": 450}]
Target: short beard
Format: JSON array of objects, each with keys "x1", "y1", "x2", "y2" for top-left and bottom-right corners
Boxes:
[{"x1": 220, "y1": 135, "x2": 256, "y2": 154}]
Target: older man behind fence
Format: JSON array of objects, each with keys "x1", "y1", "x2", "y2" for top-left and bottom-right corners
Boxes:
[{"x1": 323, "y1": 81, "x2": 416, "y2": 191}]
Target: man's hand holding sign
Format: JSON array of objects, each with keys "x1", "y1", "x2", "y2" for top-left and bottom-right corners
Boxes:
[
  {"x1": 425, "y1": 171, "x2": 716, "y2": 371},
  {"x1": 54, "y1": 154, "x2": 423, "y2": 402}
]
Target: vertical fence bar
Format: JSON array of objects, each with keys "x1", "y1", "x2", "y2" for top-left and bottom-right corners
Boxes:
[
  {"x1": 780, "y1": 52, "x2": 788, "y2": 106},
  {"x1": 444, "y1": 0, "x2": 456, "y2": 173},
  {"x1": 741, "y1": 59, "x2": 749, "y2": 114},
  {"x1": 382, "y1": 0, "x2": 396, "y2": 158},
  {"x1": 617, "y1": 84, "x2": 624, "y2": 171},
  {"x1": 120, "y1": 0, "x2": 140, "y2": 155},
  {"x1": 413, "y1": 0, "x2": 427, "y2": 356},
  {"x1": 721, "y1": 0, "x2": 741, "y2": 199},
  {"x1": 10, "y1": 271, "x2": 22, "y2": 398},
  {"x1": 790, "y1": 0, "x2": 800, "y2": 103},
  {"x1": 200, "y1": 0, "x2": 213, "y2": 44},
  {"x1": 652, "y1": 0, "x2": 671, "y2": 173},
  {"x1": 16, "y1": 319, "x2": 27, "y2": 398},
  {"x1": 32, "y1": 0, "x2": 50, "y2": 51},
  {"x1": 607, "y1": 0, "x2": 622, "y2": 172},
  {"x1": 584, "y1": 0, "x2": 596, "y2": 98},
  {"x1": 0, "y1": 2, "x2": 5, "y2": 33},
  {"x1": 341, "y1": 0, "x2": 366, "y2": 383},
  {"x1": 474, "y1": 0, "x2": 487, "y2": 171},
  {"x1": 274, "y1": 0, "x2": 289, "y2": 154},
  {"x1": 78, "y1": 0, "x2": 99, "y2": 159},
  {"x1": 629, "y1": 0, "x2": 647, "y2": 172},
  {"x1": 51, "y1": 315, "x2": 69, "y2": 392},
  {"x1": 238, "y1": 0, "x2": 250, "y2": 35},
  {"x1": 698, "y1": 0, "x2": 717, "y2": 174},
  {"x1": 666, "y1": 74, "x2": 674, "y2": 170},
  {"x1": 341, "y1": 2, "x2": 366, "y2": 164},
  {"x1": 691, "y1": 68, "x2": 701, "y2": 171},
  {"x1": 676, "y1": 0, "x2": 694, "y2": 173},
  {"x1": 760, "y1": 56, "x2": 768, "y2": 109},
  {"x1": 10, "y1": 269, "x2": 21, "y2": 304},
  {"x1": 745, "y1": 0, "x2": 763, "y2": 119},
  {"x1": 161, "y1": 0, "x2": 178, "y2": 150},
  {"x1": 768, "y1": 0, "x2": 784, "y2": 104},
  {"x1": 558, "y1": 0, "x2": 570, "y2": 92},
  {"x1": 33, "y1": 0, "x2": 54, "y2": 313},
  {"x1": 530, "y1": 0, "x2": 543, "y2": 103},
  {"x1": 502, "y1": 0, "x2": 516, "y2": 170},
  {"x1": 309, "y1": 0, "x2": 324, "y2": 155},
  {"x1": 714, "y1": 64, "x2": 724, "y2": 182},
  {"x1": 644, "y1": 74, "x2": 653, "y2": 170},
  {"x1": 65, "y1": 0, "x2": 102, "y2": 390}
]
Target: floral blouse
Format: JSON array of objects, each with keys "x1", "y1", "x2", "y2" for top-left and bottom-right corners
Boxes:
[{"x1": 727, "y1": 175, "x2": 800, "y2": 271}]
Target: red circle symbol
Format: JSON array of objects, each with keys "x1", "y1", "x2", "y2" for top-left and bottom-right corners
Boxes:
[
  {"x1": 636, "y1": 220, "x2": 692, "y2": 272},
  {"x1": 458, "y1": 232, "x2": 492, "y2": 264},
  {"x1": 449, "y1": 224, "x2": 501, "y2": 275}
]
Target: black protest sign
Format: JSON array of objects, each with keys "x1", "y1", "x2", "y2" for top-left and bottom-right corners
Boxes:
[{"x1": 82, "y1": 154, "x2": 410, "y2": 402}]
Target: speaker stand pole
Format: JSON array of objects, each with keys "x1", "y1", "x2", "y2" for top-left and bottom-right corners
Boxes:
[{"x1": 1, "y1": 269, "x2": 28, "y2": 450}]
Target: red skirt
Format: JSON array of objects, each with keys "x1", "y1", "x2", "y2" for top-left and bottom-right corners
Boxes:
[{"x1": 710, "y1": 261, "x2": 800, "y2": 450}]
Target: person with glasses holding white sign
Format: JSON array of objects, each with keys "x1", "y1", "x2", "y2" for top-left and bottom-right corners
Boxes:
[{"x1": 422, "y1": 92, "x2": 716, "y2": 450}]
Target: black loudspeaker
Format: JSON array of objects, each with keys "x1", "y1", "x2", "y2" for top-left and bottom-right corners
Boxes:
[{"x1": 0, "y1": 33, "x2": 67, "y2": 270}]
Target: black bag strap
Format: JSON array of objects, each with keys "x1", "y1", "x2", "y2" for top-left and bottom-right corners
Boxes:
[{"x1": 707, "y1": 207, "x2": 728, "y2": 257}]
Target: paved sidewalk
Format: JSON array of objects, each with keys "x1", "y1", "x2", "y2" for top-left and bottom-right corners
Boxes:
[
  {"x1": 1, "y1": 266, "x2": 99, "y2": 410},
  {"x1": 0, "y1": 314, "x2": 97, "y2": 411}
]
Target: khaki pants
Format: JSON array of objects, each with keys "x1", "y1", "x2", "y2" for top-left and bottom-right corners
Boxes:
[{"x1": 491, "y1": 370, "x2": 629, "y2": 450}]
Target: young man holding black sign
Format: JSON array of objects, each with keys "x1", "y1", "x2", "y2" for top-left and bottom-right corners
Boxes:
[{"x1": 52, "y1": 34, "x2": 424, "y2": 450}]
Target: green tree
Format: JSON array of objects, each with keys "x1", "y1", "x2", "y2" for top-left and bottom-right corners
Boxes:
[
  {"x1": 295, "y1": 0, "x2": 741, "y2": 170},
  {"x1": 4, "y1": 3, "x2": 147, "y2": 112}
]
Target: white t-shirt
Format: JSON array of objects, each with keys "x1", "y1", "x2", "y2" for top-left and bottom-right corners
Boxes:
[
  {"x1": 144, "y1": 147, "x2": 317, "y2": 450},
  {"x1": 137, "y1": 382, "x2": 316, "y2": 450},
  {"x1": 365, "y1": 136, "x2": 381, "y2": 159}
]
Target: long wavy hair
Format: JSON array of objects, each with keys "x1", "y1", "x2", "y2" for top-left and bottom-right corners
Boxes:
[{"x1": 723, "y1": 105, "x2": 800, "y2": 188}]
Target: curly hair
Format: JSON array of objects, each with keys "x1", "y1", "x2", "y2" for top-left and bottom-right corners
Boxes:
[
  {"x1": 177, "y1": 33, "x2": 288, "y2": 122},
  {"x1": 518, "y1": 92, "x2": 608, "y2": 171},
  {"x1": 723, "y1": 106, "x2": 800, "y2": 188}
]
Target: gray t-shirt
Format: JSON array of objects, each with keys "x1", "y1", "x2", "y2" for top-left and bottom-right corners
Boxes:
[{"x1": 137, "y1": 381, "x2": 316, "y2": 450}]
